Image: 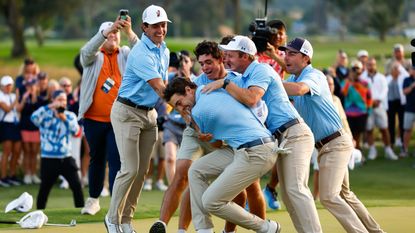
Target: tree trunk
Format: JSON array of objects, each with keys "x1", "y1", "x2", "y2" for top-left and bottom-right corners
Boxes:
[
  {"x1": 34, "y1": 24, "x2": 44, "y2": 47},
  {"x1": 379, "y1": 30, "x2": 386, "y2": 42},
  {"x1": 4, "y1": 0, "x2": 27, "y2": 57}
]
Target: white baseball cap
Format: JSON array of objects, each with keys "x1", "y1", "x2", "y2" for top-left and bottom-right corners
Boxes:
[
  {"x1": 393, "y1": 43, "x2": 404, "y2": 51},
  {"x1": 357, "y1": 49, "x2": 369, "y2": 58},
  {"x1": 98, "y1": 21, "x2": 113, "y2": 33},
  {"x1": 1, "y1": 75, "x2": 13, "y2": 86},
  {"x1": 351, "y1": 59, "x2": 363, "y2": 69},
  {"x1": 142, "y1": 5, "x2": 171, "y2": 25},
  {"x1": 5, "y1": 192, "x2": 33, "y2": 213},
  {"x1": 219, "y1": 35, "x2": 257, "y2": 56},
  {"x1": 278, "y1": 37, "x2": 313, "y2": 59}
]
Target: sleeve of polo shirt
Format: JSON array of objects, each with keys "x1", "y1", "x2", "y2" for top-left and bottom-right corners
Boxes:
[
  {"x1": 300, "y1": 73, "x2": 321, "y2": 96},
  {"x1": 245, "y1": 66, "x2": 271, "y2": 92},
  {"x1": 132, "y1": 54, "x2": 163, "y2": 82}
]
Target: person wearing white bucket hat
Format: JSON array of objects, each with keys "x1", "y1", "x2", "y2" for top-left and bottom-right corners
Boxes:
[
  {"x1": 105, "y1": 4, "x2": 172, "y2": 233},
  {"x1": 79, "y1": 9, "x2": 139, "y2": 218}
]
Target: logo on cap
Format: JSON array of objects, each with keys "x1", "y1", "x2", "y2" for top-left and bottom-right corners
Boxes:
[{"x1": 157, "y1": 10, "x2": 160, "y2": 17}]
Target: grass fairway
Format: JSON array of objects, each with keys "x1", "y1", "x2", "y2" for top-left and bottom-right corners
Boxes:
[
  {"x1": 0, "y1": 151, "x2": 414, "y2": 232},
  {"x1": 0, "y1": 206, "x2": 414, "y2": 232}
]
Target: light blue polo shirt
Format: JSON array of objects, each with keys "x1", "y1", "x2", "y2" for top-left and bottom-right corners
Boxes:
[
  {"x1": 191, "y1": 86, "x2": 271, "y2": 148},
  {"x1": 118, "y1": 33, "x2": 169, "y2": 107},
  {"x1": 237, "y1": 60, "x2": 300, "y2": 133},
  {"x1": 286, "y1": 65, "x2": 342, "y2": 141}
]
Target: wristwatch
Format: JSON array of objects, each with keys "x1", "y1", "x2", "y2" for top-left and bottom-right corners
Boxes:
[{"x1": 222, "y1": 79, "x2": 231, "y2": 89}]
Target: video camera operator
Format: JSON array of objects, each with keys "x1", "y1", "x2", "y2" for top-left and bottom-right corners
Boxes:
[{"x1": 256, "y1": 20, "x2": 288, "y2": 79}]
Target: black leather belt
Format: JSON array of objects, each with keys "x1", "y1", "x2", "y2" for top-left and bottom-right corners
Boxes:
[
  {"x1": 273, "y1": 118, "x2": 300, "y2": 138},
  {"x1": 315, "y1": 130, "x2": 342, "y2": 149},
  {"x1": 117, "y1": 96, "x2": 154, "y2": 111},
  {"x1": 237, "y1": 136, "x2": 274, "y2": 150}
]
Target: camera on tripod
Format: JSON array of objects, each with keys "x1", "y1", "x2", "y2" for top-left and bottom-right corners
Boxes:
[{"x1": 248, "y1": 18, "x2": 277, "y2": 53}]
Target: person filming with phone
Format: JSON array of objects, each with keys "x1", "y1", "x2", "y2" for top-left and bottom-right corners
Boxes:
[
  {"x1": 79, "y1": 10, "x2": 139, "y2": 216},
  {"x1": 31, "y1": 90, "x2": 84, "y2": 210}
]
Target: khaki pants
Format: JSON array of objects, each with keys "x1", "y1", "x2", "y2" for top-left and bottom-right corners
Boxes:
[
  {"x1": 318, "y1": 130, "x2": 384, "y2": 233},
  {"x1": 276, "y1": 122, "x2": 322, "y2": 233},
  {"x1": 108, "y1": 101, "x2": 158, "y2": 224},
  {"x1": 188, "y1": 142, "x2": 276, "y2": 232}
]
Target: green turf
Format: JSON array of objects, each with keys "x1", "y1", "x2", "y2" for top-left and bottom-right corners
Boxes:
[{"x1": 0, "y1": 147, "x2": 414, "y2": 229}]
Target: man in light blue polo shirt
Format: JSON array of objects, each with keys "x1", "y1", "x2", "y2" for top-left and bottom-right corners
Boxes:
[
  {"x1": 203, "y1": 35, "x2": 321, "y2": 233},
  {"x1": 281, "y1": 37, "x2": 384, "y2": 233},
  {"x1": 164, "y1": 77, "x2": 281, "y2": 233},
  {"x1": 105, "y1": 5, "x2": 171, "y2": 233}
]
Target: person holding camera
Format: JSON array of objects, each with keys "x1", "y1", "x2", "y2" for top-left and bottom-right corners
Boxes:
[
  {"x1": 31, "y1": 90, "x2": 84, "y2": 209},
  {"x1": 78, "y1": 10, "x2": 138, "y2": 216},
  {"x1": 105, "y1": 5, "x2": 171, "y2": 233},
  {"x1": 341, "y1": 60, "x2": 373, "y2": 149},
  {"x1": 256, "y1": 19, "x2": 287, "y2": 212},
  {"x1": 257, "y1": 20, "x2": 288, "y2": 79}
]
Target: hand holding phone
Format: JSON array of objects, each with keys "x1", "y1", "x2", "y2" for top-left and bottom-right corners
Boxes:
[{"x1": 119, "y1": 9, "x2": 129, "y2": 20}]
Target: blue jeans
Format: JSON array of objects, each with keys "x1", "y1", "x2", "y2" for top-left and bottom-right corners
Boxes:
[{"x1": 83, "y1": 119, "x2": 120, "y2": 198}]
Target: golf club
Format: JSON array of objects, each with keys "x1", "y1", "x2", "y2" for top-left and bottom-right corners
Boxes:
[
  {"x1": 0, "y1": 219, "x2": 76, "y2": 227},
  {"x1": 44, "y1": 219, "x2": 77, "y2": 227}
]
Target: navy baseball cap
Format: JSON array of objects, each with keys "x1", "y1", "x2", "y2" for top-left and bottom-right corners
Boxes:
[{"x1": 278, "y1": 37, "x2": 313, "y2": 59}]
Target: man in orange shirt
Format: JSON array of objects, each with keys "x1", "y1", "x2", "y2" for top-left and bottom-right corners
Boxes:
[{"x1": 78, "y1": 13, "x2": 138, "y2": 216}]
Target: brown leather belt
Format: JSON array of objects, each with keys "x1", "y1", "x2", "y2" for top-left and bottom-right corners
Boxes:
[{"x1": 315, "y1": 130, "x2": 342, "y2": 149}]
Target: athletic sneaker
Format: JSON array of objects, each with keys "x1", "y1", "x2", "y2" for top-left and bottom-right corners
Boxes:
[
  {"x1": 0, "y1": 178, "x2": 11, "y2": 188},
  {"x1": 143, "y1": 179, "x2": 152, "y2": 191},
  {"x1": 101, "y1": 187, "x2": 110, "y2": 197},
  {"x1": 23, "y1": 175, "x2": 32, "y2": 185},
  {"x1": 31, "y1": 175, "x2": 41, "y2": 184},
  {"x1": 7, "y1": 176, "x2": 22, "y2": 186},
  {"x1": 266, "y1": 220, "x2": 281, "y2": 233},
  {"x1": 104, "y1": 214, "x2": 123, "y2": 233},
  {"x1": 385, "y1": 147, "x2": 398, "y2": 160},
  {"x1": 121, "y1": 223, "x2": 137, "y2": 233},
  {"x1": 149, "y1": 220, "x2": 166, "y2": 233},
  {"x1": 81, "y1": 197, "x2": 101, "y2": 215},
  {"x1": 155, "y1": 180, "x2": 168, "y2": 191},
  {"x1": 263, "y1": 186, "x2": 281, "y2": 210},
  {"x1": 367, "y1": 146, "x2": 377, "y2": 160},
  {"x1": 60, "y1": 179, "x2": 69, "y2": 189}
]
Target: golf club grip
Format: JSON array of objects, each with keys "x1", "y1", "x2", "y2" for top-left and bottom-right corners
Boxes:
[{"x1": 0, "y1": 220, "x2": 17, "y2": 224}]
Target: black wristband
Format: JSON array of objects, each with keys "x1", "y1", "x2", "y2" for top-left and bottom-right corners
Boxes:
[{"x1": 222, "y1": 79, "x2": 230, "y2": 89}]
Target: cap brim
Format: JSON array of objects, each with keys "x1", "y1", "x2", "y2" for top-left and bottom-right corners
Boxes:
[
  {"x1": 219, "y1": 44, "x2": 238, "y2": 52},
  {"x1": 145, "y1": 19, "x2": 172, "y2": 25},
  {"x1": 278, "y1": 45, "x2": 298, "y2": 52}
]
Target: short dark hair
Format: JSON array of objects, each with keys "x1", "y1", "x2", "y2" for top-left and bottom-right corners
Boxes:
[
  {"x1": 194, "y1": 40, "x2": 222, "y2": 60},
  {"x1": 164, "y1": 77, "x2": 197, "y2": 102},
  {"x1": 267, "y1": 19, "x2": 286, "y2": 31},
  {"x1": 219, "y1": 35, "x2": 235, "y2": 45}
]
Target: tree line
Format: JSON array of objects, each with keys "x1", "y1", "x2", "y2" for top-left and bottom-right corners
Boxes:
[{"x1": 0, "y1": 0, "x2": 409, "y2": 58}]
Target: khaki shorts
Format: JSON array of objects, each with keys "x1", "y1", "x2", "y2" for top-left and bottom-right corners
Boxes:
[
  {"x1": 403, "y1": 112, "x2": 415, "y2": 130},
  {"x1": 366, "y1": 106, "x2": 388, "y2": 130},
  {"x1": 176, "y1": 126, "x2": 215, "y2": 161}
]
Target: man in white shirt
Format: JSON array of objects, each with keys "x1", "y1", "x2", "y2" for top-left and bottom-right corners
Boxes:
[{"x1": 361, "y1": 57, "x2": 398, "y2": 160}]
